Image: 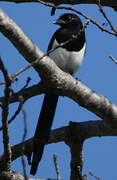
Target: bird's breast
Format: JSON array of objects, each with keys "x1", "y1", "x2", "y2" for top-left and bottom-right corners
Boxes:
[{"x1": 49, "y1": 39, "x2": 86, "y2": 75}]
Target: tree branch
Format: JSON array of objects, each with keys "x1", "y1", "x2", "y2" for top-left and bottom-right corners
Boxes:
[
  {"x1": 0, "y1": 57, "x2": 12, "y2": 172},
  {"x1": 53, "y1": 154, "x2": 61, "y2": 180},
  {"x1": 0, "y1": 171, "x2": 57, "y2": 180},
  {"x1": 65, "y1": 122, "x2": 84, "y2": 180},
  {"x1": 97, "y1": 0, "x2": 117, "y2": 33},
  {"x1": 0, "y1": 83, "x2": 44, "y2": 105},
  {"x1": 0, "y1": 120, "x2": 116, "y2": 163},
  {"x1": 0, "y1": 0, "x2": 116, "y2": 8},
  {"x1": 70, "y1": 142, "x2": 83, "y2": 180},
  {"x1": 0, "y1": 120, "x2": 116, "y2": 179}
]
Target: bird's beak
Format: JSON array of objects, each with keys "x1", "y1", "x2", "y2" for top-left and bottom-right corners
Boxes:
[{"x1": 53, "y1": 19, "x2": 65, "y2": 25}]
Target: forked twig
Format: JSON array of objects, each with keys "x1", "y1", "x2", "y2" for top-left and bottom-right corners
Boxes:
[{"x1": 97, "y1": 0, "x2": 117, "y2": 33}]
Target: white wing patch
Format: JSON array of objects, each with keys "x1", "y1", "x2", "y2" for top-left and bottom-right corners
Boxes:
[{"x1": 49, "y1": 39, "x2": 86, "y2": 75}]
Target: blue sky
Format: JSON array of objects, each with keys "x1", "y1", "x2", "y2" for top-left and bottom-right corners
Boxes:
[{"x1": 0, "y1": 2, "x2": 117, "y2": 180}]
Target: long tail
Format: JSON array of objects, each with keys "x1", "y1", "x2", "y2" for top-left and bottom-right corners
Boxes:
[{"x1": 30, "y1": 94, "x2": 59, "y2": 175}]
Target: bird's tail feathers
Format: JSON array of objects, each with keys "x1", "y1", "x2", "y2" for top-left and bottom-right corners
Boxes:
[{"x1": 30, "y1": 94, "x2": 59, "y2": 175}]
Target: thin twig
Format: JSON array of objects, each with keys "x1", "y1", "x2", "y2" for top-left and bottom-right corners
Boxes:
[
  {"x1": 0, "y1": 100, "x2": 24, "y2": 131},
  {"x1": 0, "y1": 81, "x2": 6, "y2": 85},
  {"x1": 0, "y1": 78, "x2": 31, "y2": 131},
  {"x1": 0, "y1": 57, "x2": 12, "y2": 171},
  {"x1": 89, "y1": 171, "x2": 103, "y2": 180},
  {"x1": 0, "y1": 77, "x2": 18, "y2": 86},
  {"x1": 20, "y1": 77, "x2": 31, "y2": 90},
  {"x1": 11, "y1": 65, "x2": 34, "y2": 80},
  {"x1": 97, "y1": 0, "x2": 117, "y2": 33},
  {"x1": 109, "y1": 55, "x2": 117, "y2": 64},
  {"x1": 21, "y1": 105, "x2": 28, "y2": 180},
  {"x1": 53, "y1": 153, "x2": 61, "y2": 180},
  {"x1": 20, "y1": 80, "x2": 30, "y2": 179},
  {"x1": 21, "y1": 104, "x2": 28, "y2": 143}
]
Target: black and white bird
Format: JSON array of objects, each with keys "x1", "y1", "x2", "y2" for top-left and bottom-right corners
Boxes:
[{"x1": 30, "y1": 13, "x2": 86, "y2": 175}]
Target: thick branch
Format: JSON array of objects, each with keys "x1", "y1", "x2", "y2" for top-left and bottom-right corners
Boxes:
[
  {"x1": 0, "y1": 120, "x2": 116, "y2": 180},
  {"x1": 65, "y1": 122, "x2": 84, "y2": 180},
  {"x1": 70, "y1": 143, "x2": 83, "y2": 180},
  {"x1": 0, "y1": 0, "x2": 116, "y2": 8},
  {"x1": 0, "y1": 9, "x2": 117, "y2": 128},
  {"x1": 0, "y1": 171, "x2": 56, "y2": 180},
  {"x1": 0, "y1": 84, "x2": 43, "y2": 105},
  {"x1": 0, "y1": 120, "x2": 116, "y2": 164}
]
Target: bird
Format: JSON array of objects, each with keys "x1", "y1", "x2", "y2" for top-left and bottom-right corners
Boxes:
[{"x1": 30, "y1": 13, "x2": 86, "y2": 175}]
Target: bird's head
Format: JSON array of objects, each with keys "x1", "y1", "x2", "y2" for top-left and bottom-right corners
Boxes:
[{"x1": 53, "y1": 13, "x2": 83, "y2": 28}]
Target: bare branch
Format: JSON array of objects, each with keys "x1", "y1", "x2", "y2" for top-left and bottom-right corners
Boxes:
[
  {"x1": 0, "y1": 83, "x2": 44, "y2": 105},
  {"x1": 0, "y1": 120, "x2": 116, "y2": 164},
  {"x1": 0, "y1": 78, "x2": 31, "y2": 131},
  {"x1": 18, "y1": 79, "x2": 31, "y2": 180},
  {"x1": 66, "y1": 122, "x2": 84, "y2": 180},
  {"x1": 0, "y1": 120, "x2": 115, "y2": 179},
  {"x1": 0, "y1": 171, "x2": 57, "y2": 180},
  {"x1": 0, "y1": 57, "x2": 12, "y2": 171},
  {"x1": 0, "y1": 120, "x2": 116, "y2": 179},
  {"x1": 0, "y1": 101, "x2": 24, "y2": 131},
  {"x1": 97, "y1": 0, "x2": 117, "y2": 33},
  {"x1": 89, "y1": 171, "x2": 102, "y2": 180},
  {"x1": 70, "y1": 143, "x2": 83, "y2": 180},
  {"x1": 53, "y1": 153, "x2": 61, "y2": 180},
  {"x1": 0, "y1": 0, "x2": 116, "y2": 8},
  {"x1": 1, "y1": 76, "x2": 117, "y2": 129},
  {"x1": 109, "y1": 55, "x2": 117, "y2": 64},
  {"x1": 21, "y1": 104, "x2": 28, "y2": 180}
]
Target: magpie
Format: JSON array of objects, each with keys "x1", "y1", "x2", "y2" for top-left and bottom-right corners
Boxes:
[{"x1": 30, "y1": 13, "x2": 86, "y2": 175}]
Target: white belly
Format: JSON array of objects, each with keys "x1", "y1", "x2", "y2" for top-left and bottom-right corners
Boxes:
[{"x1": 49, "y1": 39, "x2": 86, "y2": 75}]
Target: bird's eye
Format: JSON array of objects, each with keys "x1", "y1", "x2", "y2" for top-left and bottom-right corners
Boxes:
[
  {"x1": 63, "y1": 16, "x2": 72, "y2": 22},
  {"x1": 67, "y1": 16, "x2": 72, "y2": 21}
]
